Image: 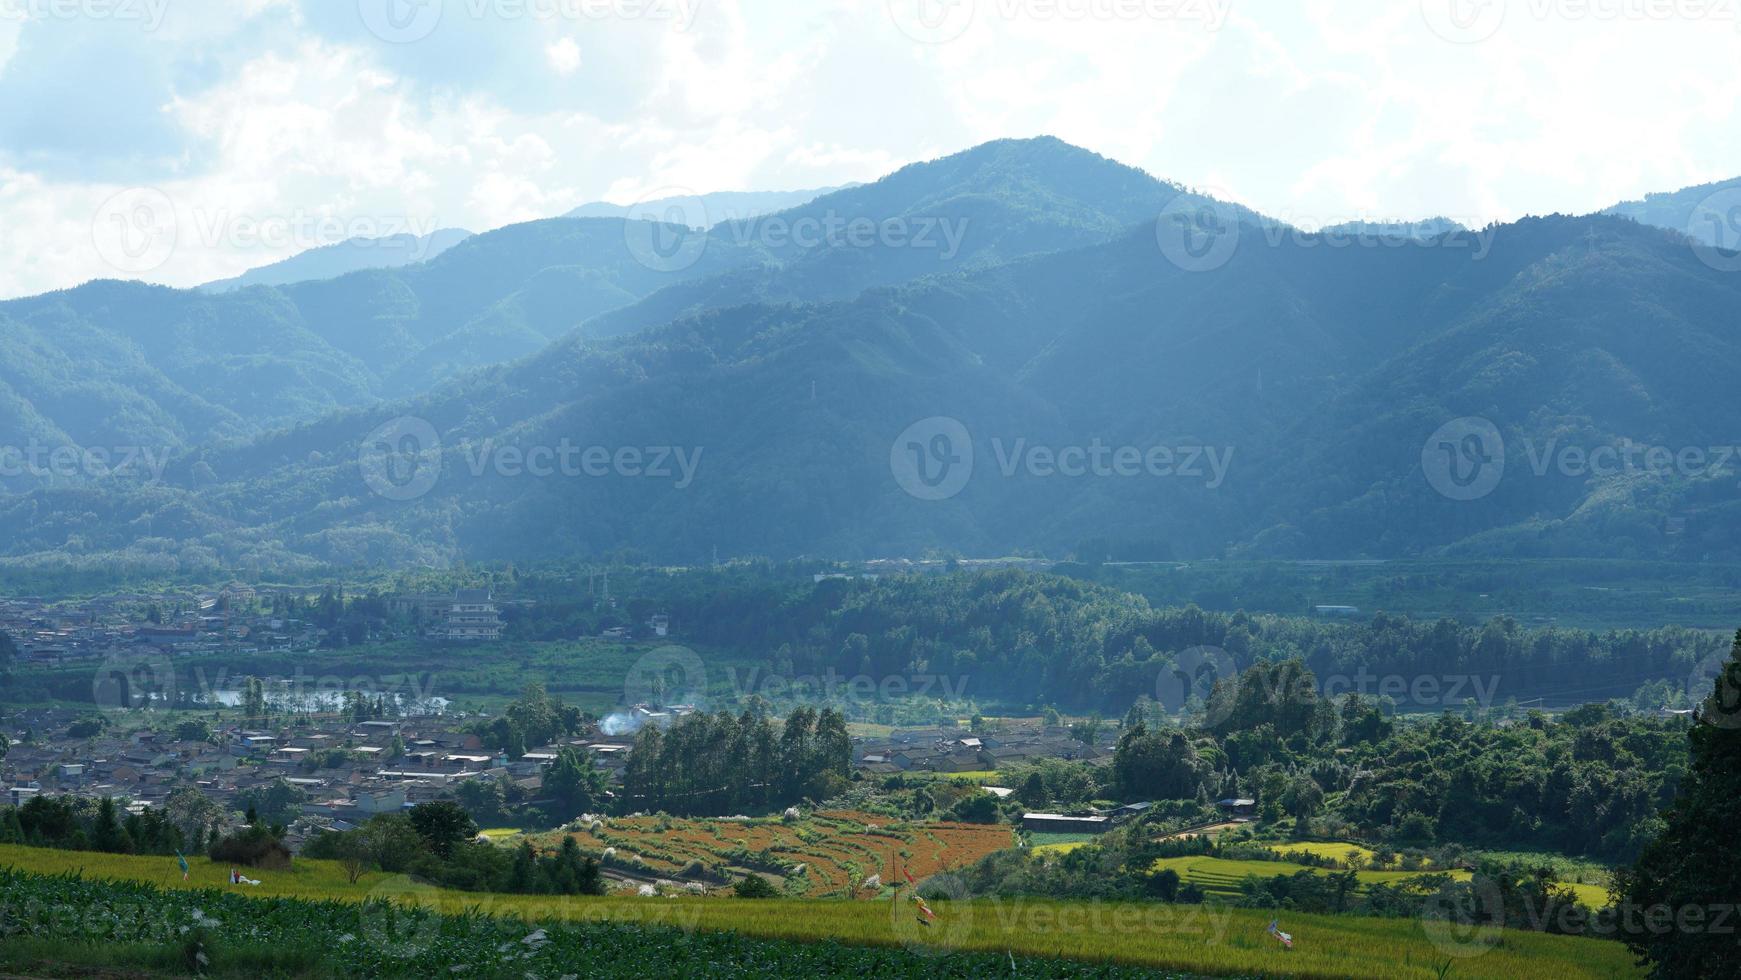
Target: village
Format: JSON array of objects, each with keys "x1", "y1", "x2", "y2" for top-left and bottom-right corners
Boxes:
[{"x1": 1, "y1": 582, "x2": 1149, "y2": 854}]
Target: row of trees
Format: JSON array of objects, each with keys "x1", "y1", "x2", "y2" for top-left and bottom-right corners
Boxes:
[
  {"x1": 303, "y1": 802, "x2": 604, "y2": 896},
  {"x1": 620, "y1": 707, "x2": 851, "y2": 816},
  {"x1": 616, "y1": 569, "x2": 1730, "y2": 711}
]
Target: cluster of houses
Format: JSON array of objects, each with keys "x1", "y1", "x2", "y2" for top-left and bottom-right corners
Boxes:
[
  {"x1": 0, "y1": 585, "x2": 321, "y2": 667},
  {"x1": 2, "y1": 587, "x2": 521, "y2": 671},
  {"x1": 852, "y1": 724, "x2": 1116, "y2": 776},
  {"x1": 0, "y1": 705, "x2": 653, "y2": 847}
]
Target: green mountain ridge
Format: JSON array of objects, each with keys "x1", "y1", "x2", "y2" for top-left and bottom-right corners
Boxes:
[{"x1": 2, "y1": 140, "x2": 1739, "y2": 574}]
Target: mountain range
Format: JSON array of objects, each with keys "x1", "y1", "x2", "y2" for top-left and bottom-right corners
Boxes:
[{"x1": 1, "y1": 137, "x2": 1738, "y2": 575}]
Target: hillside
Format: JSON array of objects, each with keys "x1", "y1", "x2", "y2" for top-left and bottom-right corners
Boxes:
[
  {"x1": 0, "y1": 138, "x2": 1212, "y2": 493},
  {"x1": 2, "y1": 143, "x2": 1739, "y2": 570},
  {"x1": 197, "y1": 229, "x2": 475, "y2": 293}
]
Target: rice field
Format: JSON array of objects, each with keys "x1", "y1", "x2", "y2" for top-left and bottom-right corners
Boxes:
[{"x1": 0, "y1": 843, "x2": 1641, "y2": 978}]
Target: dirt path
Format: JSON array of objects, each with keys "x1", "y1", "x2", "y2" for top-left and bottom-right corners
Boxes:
[{"x1": 1155, "y1": 820, "x2": 1243, "y2": 842}]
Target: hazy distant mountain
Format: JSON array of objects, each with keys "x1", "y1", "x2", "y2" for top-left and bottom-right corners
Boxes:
[
  {"x1": 7, "y1": 139, "x2": 1739, "y2": 573},
  {"x1": 0, "y1": 138, "x2": 1240, "y2": 471},
  {"x1": 1605, "y1": 176, "x2": 1741, "y2": 247},
  {"x1": 566, "y1": 187, "x2": 852, "y2": 224},
  {"x1": 198, "y1": 229, "x2": 474, "y2": 293}
]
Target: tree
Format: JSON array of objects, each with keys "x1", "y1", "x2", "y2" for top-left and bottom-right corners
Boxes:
[
  {"x1": 235, "y1": 779, "x2": 306, "y2": 828},
  {"x1": 734, "y1": 873, "x2": 778, "y2": 898},
  {"x1": 543, "y1": 747, "x2": 607, "y2": 821},
  {"x1": 174, "y1": 720, "x2": 212, "y2": 744},
  {"x1": 165, "y1": 785, "x2": 224, "y2": 845},
  {"x1": 1070, "y1": 713, "x2": 1102, "y2": 747},
  {"x1": 242, "y1": 677, "x2": 266, "y2": 720},
  {"x1": 409, "y1": 801, "x2": 477, "y2": 858},
  {"x1": 0, "y1": 629, "x2": 16, "y2": 671},
  {"x1": 1614, "y1": 630, "x2": 1741, "y2": 978}
]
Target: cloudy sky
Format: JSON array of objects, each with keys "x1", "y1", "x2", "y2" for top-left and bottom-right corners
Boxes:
[{"x1": 1, "y1": 0, "x2": 1737, "y2": 299}]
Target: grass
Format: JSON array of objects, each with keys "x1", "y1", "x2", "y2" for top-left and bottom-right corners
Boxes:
[
  {"x1": 1028, "y1": 832, "x2": 1104, "y2": 855},
  {"x1": 0, "y1": 844, "x2": 1639, "y2": 979}
]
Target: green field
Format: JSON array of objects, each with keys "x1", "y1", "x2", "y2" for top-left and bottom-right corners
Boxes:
[
  {"x1": 1157, "y1": 853, "x2": 1611, "y2": 910},
  {"x1": 0, "y1": 844, "x2": 1639, "y2": 978},
  {"x1": 1028, "y1": 832, "x2": 1103, "y2": 855}
]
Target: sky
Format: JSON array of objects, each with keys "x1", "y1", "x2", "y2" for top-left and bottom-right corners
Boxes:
[{"x1": 0, "y1": 0, "x2": 1738, "y2": 299}]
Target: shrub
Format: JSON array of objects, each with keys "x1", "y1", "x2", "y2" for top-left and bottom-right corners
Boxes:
[{"x1": 734, "y1": 873, "x2": 779, "y2": 898}]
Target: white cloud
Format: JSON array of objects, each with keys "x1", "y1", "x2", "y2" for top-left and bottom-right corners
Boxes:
[
  {"x1": 0, "y1": 0, "x2": 1739, "y2": 299},
  {"x1": 546, "y1": 36, "x2": 581, "y2": 75}
]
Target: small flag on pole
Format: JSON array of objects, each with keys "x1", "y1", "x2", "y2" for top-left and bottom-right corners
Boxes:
[
  {"x1": 1268, "y1": 920, "x2": 1293, "y2": 949},
  {"x1": 176, "y1": 851, "x2": 189, "y2": 881},
  {"x1": 903, "y1": 868, "x2": 916, "y2": 887}
]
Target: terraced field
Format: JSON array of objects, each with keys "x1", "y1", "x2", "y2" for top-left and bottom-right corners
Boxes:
[{"x1": 551, "y1": 811, "x2": 1013, "y2": 896}]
